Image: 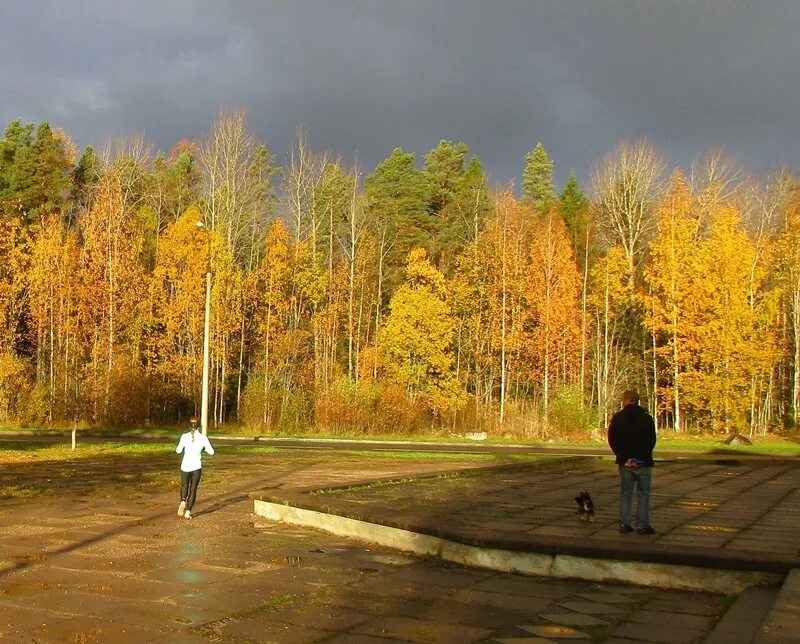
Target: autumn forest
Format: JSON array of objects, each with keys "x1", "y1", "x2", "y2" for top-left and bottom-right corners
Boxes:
[{"x1": 1, "y1": 109, "x2": 798, "y2": 438}]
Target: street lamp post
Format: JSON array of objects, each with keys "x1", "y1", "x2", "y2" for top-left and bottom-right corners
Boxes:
[{"x1": 196, "y1": 220, "x2": 211, "y2": 436}]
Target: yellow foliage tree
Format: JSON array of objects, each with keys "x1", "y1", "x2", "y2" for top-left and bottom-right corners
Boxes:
[
  {"x1": 77, "y1": 175, "x2": 146, "y2": 423},
  {"x1": 680, "y1": 204, "x2": 777, "y2": 433},
  {"x1": 485, "y1": 190, "x2": 529, "y2": 423},
  {"x1": 0, "y1": 216, "x2": 29, "y2": 351},
  {"x1": 642, "y1": 172, "x2": 699, "y2": 431},
  {"x1": 208, "y1": 228, "x2": 244, "y2": 426},
  {"x1": 147, "y1": 207, "x2": 212, "y2": 417},
  {"x1": 588, "y1": 246, "x2": 633, "y2": 427},
  {"x1": 524, "y1": 210, "x2": 582, "y2": 419},
  {"x1": 0, "y1": 216, "x2": 31, "y2": 422},
  {"x1": 775, "y1": 197, "x2": 800, "y2": 425},
  {"x1": 28, "y1": 215, "x2": 81, "y2": 422},
  {"x1": 382, "y1": 248, "x2": 465, "y2": 415},
  {"x1": 249, "y1": 219, "x2": 293, "y2": 428}
]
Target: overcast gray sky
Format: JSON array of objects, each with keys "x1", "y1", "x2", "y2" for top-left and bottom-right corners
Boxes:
[{"x1": 1, "y1": 1, "x2": 797, "y2": 189}]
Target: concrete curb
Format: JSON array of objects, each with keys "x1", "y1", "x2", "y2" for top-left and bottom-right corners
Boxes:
[
  {"x1": 252, "y1": 498, "x2": 782, "y2": 594},
  {"x1": 250, "y1": 488, "x2": 800, "y2": 576}
]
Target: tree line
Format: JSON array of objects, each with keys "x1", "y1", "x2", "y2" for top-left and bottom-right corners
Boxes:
[{"x1": 0, "y1": 109, "x2": 797, "y2": 437}]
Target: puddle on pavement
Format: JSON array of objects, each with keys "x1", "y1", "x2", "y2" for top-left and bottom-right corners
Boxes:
[
  {"x1": 174, "y1": 568, "x2": 208, "y2": 584},
  {"x1": 361, "y1": 553, "x2": 418, "y2": 566}
]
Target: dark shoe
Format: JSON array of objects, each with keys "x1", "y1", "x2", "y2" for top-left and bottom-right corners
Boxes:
[
  {"x1": 619, "y1": 524, "x2": 634, "y2": 533},
  {"x1": 637, "y1": 527, "x2": 656, "y2": 535}
]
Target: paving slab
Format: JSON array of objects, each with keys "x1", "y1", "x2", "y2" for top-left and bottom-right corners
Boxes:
[
  {"x1": 625, "y1": 608, "x2": 715, "y2": 630},
  {"x1": 350, "y1": 615, "x2": 493, "y2": 642},
  {"x1": 705, "y1": 585, "x2": 777, "y2": 643},
  {"x1": 755, "y1": 568, "x2": 800, "y2": 643},
  {"x1": 611, "y1": 621, "x2": 707, "y2": 643}
]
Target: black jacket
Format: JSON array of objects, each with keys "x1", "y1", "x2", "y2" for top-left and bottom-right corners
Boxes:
[{"x1": 607, "y1": 404, "x2": 656, "y2": 467}]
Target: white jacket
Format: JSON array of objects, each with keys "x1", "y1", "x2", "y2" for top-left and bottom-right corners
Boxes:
[{"x1": 176, "y1": 431, "x2": 215, "y2": 472}]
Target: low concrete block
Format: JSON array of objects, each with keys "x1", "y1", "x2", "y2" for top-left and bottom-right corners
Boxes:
[
  {"x1": 253, "y1": 499, "x2": 783, "y2": 594},
  {"x1": 439, "y1": 541, "x2": 554, "y2": 577},
  {"x1": 253, "y1": 499, "x2": 441, "y2": 556},
  {"x1": 551, "y1": 555, "x2": 781, "y2": 594}
]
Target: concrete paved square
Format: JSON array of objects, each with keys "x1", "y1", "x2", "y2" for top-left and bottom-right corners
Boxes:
[{"x1": 0, "y1": 446, "x2": 791, "y2": 641}]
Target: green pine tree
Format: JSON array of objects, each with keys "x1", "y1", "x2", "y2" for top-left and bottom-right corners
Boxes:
[
  {"x1": 423, "y1": 140, "x2": 482, "y2": 270},
  {"x1": 436, "y1": 155, "x2": 490, "y2": 273},
  {"x1": 522, "y1": 142, "x2": 555, "y2": 213},
  {"x1": 0, "y1": 120, "x2": 35, "y2": 210},
  {"x1": 1, "y1": 121, "x2": 73, "y2": 227},
  {"x1": 423, "y1": 140, "x2": 469, "y2": 217},
  {"x1": 559, "y1": 170, "x2": 590, "y2": 257},
  {"x1": 365, "y1": 147, "x2": 431, "y2": 281},
  {"x1": 74, "y1": 146, "x2": 100, "y2": 194}
]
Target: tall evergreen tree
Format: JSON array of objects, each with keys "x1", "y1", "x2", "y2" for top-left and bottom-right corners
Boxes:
[
  {"x1": 365, "y1": 147, "x2": 430, "y2": 278},
  {"x1": 4, "y1": 122, "x2": 73, "y2": 227},
  {"x1": 2, "y1": 121, "x2": 73, "y2": 225},
  {"x1": 423, "y1": 140, "x2": 479, "y2": 269},
  {"x1": 435, "y1": 155, "x2": 490, "y2": 273},
  {"x1": 559, "y1": 170, "x2": 590, "y2": 256},
  {"x1": 0, "y1": 121, "x2": 33, "y2": 205},
  {"x1": 423, "y1": 140, "x2": 469, "y2": 217},
  {"x1": 522, "y1": 142, "x2": 555, "y2": 213},
  {"x1": 73, "y1": 146, "x2": 101, "y2": 209}
]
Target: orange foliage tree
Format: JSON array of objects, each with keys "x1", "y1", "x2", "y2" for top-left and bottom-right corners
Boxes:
[{"x1": 524, "y1": 209, "x2": 583, "y2": 419}]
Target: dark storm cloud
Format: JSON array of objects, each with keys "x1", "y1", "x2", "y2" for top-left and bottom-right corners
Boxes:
[{"x1": 1, "y1": 1, "x2": 797, "y2": 189}]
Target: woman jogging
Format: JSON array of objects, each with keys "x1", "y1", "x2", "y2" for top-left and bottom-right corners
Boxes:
[{"x1": 176, "y1": 417, "x2": 215, "y2": 519}]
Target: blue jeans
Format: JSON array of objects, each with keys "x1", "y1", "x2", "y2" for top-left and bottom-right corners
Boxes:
[{"x1": 618, "y1": 465, "x2": 652, "y2": 529}]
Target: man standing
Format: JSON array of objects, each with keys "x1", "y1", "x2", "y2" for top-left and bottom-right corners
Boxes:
[{"x1": 608, "y1": 389, "x2": 657, "y2": 535}]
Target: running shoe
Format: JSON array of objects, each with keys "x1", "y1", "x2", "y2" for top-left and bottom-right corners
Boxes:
[
  {"x1": 184, "y1": 510, "x2": 192, "y2": 520},
  {"x1": 177, "y1": 500, "x2": 186, "y2": 517}
]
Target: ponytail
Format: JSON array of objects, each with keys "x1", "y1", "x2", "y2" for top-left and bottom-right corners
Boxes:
[{"x1": 188, "y1": 416, "x2": 200, "y2": 439}]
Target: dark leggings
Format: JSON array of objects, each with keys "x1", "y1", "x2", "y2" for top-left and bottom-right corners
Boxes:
[{"x1": 180, "y1": 469, "x2": 202, "y2": 511}]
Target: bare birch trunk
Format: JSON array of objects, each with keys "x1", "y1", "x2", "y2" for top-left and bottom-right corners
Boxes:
[
  {"x1": 500, "y1": 211, "x2": 507, "y2": 425},
  {"x1": 579, "y1": 224, "x2": 589, "y2": 406}
]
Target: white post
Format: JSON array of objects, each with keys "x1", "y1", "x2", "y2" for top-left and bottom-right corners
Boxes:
[
  {"x1": 196, "y1": 220, "x2": 212, "y2": 436},
  {"x1": 201, "y1": 270, "x2": 211, "y2": 435}
]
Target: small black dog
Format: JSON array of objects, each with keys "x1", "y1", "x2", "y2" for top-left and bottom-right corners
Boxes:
[{"x1": 575, "y1": 490, "x2": 595, "y2": 521}]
